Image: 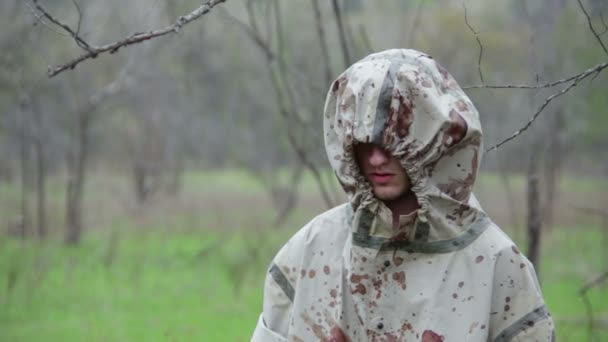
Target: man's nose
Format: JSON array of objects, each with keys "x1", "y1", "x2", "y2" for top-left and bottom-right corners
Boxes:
[{"x1": 369, "y1": 146, "x2": 388, "y2": 166}]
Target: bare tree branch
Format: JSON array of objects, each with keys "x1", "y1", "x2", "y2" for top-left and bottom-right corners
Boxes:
[
  {"x1": 459, "y1": 1, "x2": 608, "y2": 153},
  {"x1": 70, "y1": 0, "x2": 83, "y2": 38},
  {"x1": 22, "y1": 0, "x2": 71, "y2": 37},
  {"x1": 464, "y1": 70, "x2": 578, "y2": 90},
  {"x1": 482, "y1": 0, "x2": 608, "y2": 153},
  {"x1": 465, "y1": 62, "x2": 608, "y2": 90},
  {"x1": 272, "y1": 0, "x2": 300, "y2": 124},
  {"x1": 358, "y1": 25, "x2": 373, "y2": 54},
  {"x1": 577, "y1": 0, "x2": 608, "y2": 57},
  {"x1": 463, "y1": 1, "x2": 484, "y2": 85},
  {"x1": 331, "y1": 0, "x2": 351, "y2": 69},
  {"x1": 404, "y1": 1, "x2": 423, "y2": 47},
  {"x1": 218, "y1": 7, "x2": 326, "y2": 96},
  {"x1": 465, "y1": 2, "x2": 608, "y2": 91},
  {"x1": 29, "y1": 0, "x2": 94, "y2": 52},
  {"x1": 79, "y1": 57, "x2": 136, "y2": 116},
  {"x1": 580, "y1": 270, "x2": 608, "y2": 294},
  {"x1": 579, "y1": 270, "x2": 608, "y2": 341},
  {"x1": 311, "y1": 0, "x2": 334, "y2": 86},
  {"x1": 580, "y1": 289, "x2": 596, "y2": 341},
  {"x1": 28, "y1": 0, "x2": 227, "y2": 77},
  {"x1": 269, "y1": 0, "x2": 335, "y2": 207},
  {"x1": 599, "y1": 11, "x2": 608, "y2": 35},
  {"x1": 226, "y1": 2, "x2": 336, "y2": 209},
  {"x1": 572, "y1": 205, "x2": 608, "y2": 219},
  {"x1": 485, "y1": 63, "x2": 608, "y2": 152},
  {"x1": 245, "y1": 0, "x2": 269, "y2": 57}
]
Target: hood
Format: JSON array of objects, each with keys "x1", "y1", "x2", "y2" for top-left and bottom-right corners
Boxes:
[{"x1": 324, "y1": 49, "x2": 486, "y2": 251}]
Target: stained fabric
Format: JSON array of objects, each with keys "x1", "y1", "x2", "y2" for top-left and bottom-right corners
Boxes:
[{"x1": 252, "y1": 49, "x2": 554, "y2": 342}]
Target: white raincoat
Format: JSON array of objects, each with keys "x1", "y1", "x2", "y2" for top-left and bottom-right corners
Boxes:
[{"x1": 252, "y1": 49, "x2": 555, "y2": 342}]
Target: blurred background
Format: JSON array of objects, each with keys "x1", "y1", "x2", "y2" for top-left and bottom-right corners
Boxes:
[{"x1": 1, "y1": 0, "x2": 607, "y2": 341}]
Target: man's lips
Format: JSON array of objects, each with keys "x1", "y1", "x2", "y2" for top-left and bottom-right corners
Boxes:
[{"x1": 369, "y1": 173, "x2": 394, "y2": 184}]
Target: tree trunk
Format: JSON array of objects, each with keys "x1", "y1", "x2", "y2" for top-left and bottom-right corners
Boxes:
[
  {"x1": 543, "y1": 107, "x2": 565, "y2": 231},
  {"x1": 65, "y1": 112, "x2": 90, "y2": 245},
  {"x1": 526, "y1": 148, "x2": 542, "y2": 276},
  {"x1": 133, "y1": 159, "x2": 150, "y2": 204},
  {"x1": 61, "y1": 61, "x2": 129, "y2": 245},
  {"x1": 18, "y1": 101, "x2": 31, "y2": 239},
  {"x1": 498, "y1": 161, "x2": 520, "y2": 234},
  {"x1": 33, "y1": 104, "x2": 47, "y2": 239},
  {"x1": 272, "y1": 164, "x2": 304, "y2": 227},
  {"x1": 167, "y1": 156, "x2": 183, "y2": 196}
]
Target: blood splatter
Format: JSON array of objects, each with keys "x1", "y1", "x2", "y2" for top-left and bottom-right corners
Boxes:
[
  {"x1": 392, "y1": 271, "x2": 407, "y2": 290},
  {"x1": 393, "y1": 256, "x2": 404, "y2": 266},
  {"x1": 352, "y1": 283, "x2": 367, "y2": 295},
  {"x1": 350, "y1": 274, "x2": 369, "y2": 283},
  {"x1": 422, "y1": 329, "x2": 444, "y2": 342}
]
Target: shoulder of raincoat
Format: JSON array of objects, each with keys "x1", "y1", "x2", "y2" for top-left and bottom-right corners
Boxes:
[{"x1": 252, "y1": 49, "x2": 555, "y2": 342}]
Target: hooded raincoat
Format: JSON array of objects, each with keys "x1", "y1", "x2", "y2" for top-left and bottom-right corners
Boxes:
[{"x1": 251, "y1": 49, "x2": 554, "y2": 342}]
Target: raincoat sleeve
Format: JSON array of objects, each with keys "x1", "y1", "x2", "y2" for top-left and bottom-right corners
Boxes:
[
  {"x1": 251, "y1": 222, "x2": 312, "y2": 342},
  {"x1": 489, "y1": 245, "x2": 555, "y2": 342},
  {"x1": 251, "y1": 262, "x2": 293, "y2": 342}
]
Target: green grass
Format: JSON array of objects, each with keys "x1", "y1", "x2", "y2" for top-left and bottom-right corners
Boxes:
[
  {"x1": 1, "y1": 225, "x2": 606, "y2": 341},
  {"x1": 0, "y1": 170, "x2": 607, "y2": 341},
  {"x1": 0, "y1": 230, "x2": 275, "y2": 342}
]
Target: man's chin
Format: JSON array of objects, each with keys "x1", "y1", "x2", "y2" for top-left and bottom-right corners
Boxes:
[{"x1": 373, "y1": 189, "x2": 402, "y2": 201}]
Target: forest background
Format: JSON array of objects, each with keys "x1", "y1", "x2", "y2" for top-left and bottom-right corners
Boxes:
[{"x1": 1, "y1": 0, "x2": 607, "y2": 341}]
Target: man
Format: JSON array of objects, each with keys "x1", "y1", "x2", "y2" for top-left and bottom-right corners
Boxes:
[{"x1": 252, "y1": 49, "x2": 555, "y2": 341}]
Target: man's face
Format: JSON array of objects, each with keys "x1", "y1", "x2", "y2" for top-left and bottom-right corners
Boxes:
[{"x1": 354, "y1": 143, "x2": 411, "y2": 201}]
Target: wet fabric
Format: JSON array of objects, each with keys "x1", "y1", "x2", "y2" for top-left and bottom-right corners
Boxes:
[{"x1": 252, "y1": 49, "x2": 554, "y2": 342}]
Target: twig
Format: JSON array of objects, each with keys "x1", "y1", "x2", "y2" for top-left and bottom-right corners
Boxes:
[
  {"x1": 227, "y1": 1, "x2": 335, "y2": 208},
  {"x1": 486, "y1": 62, "x2": 608, "y2": 152},
  {"x1": 70, "y1": 0, "x2": 83, "y2": 38},
  {"x1": 458, "y1": 0, "x2": 608, "y2": 157},
  {"x1": 218, "y1": 7, "x2": 325, "y2": 95},
  {"x1": 581, "y1": 292, "x2": 595, "y2": 341},
  {"x1": 571, "y1": 205, "x2": 608, "y2": 219},
  {"x1": 579, "y1": 270, "x2": 608, "y2": 342},
  {"x1": 269, "y1": 0, "x2": 334, "y2": 206},
  {"x1": 579, "y1": 271, "x2": 608, "y2": 294},
  {"x1": 404, "y1": 0, "x2": 423, "y2": 47},
  {"x1": 30, "y1": 0, "x2": 227, "y2": 77},
  {"x1": 22, "y1": 0, "x2": 70, "y2": 37},
  {"x1": 272, "y1": 0, "x2": 300, "y2": 124},
  {"x1": 78, "y1": 56, "x2": 135, "y2": 116},
  {"x1": 358, "y1": 25, "x2": 373, "y2": 54},
  {"x1": 219, "y1": 7, "x2": 275, "y2": 60},
  {"x1": 599, "y1": 11, "x2": 607, "y2": 35},
  {"x1": 577, "y1": 0, "x2": 608, "y2": 58},
  {"x1": 263, "y1": 0, "x2": 273, "y2": 43},
  {"x1": 245, "y1": 0, "x2": 267, "y2": 57},
  {"x1": 331, "y1": 0, "x2": 351, "y2": 69},
  {"x1": 463, "y1": 62, "x2": 607, "y2": 89},
  {"x1": 488, "y1": 81, "x2": 578, "y2": 152},
  {"x1": 30, "y1": 0, "x2": 94, "y2": 52},
  {"x1": 463, "y1": 1, "x2": 484, "y2": 85},
  {"x1": 311, "y1": 0, "x2": 334, "y2": 86}
]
